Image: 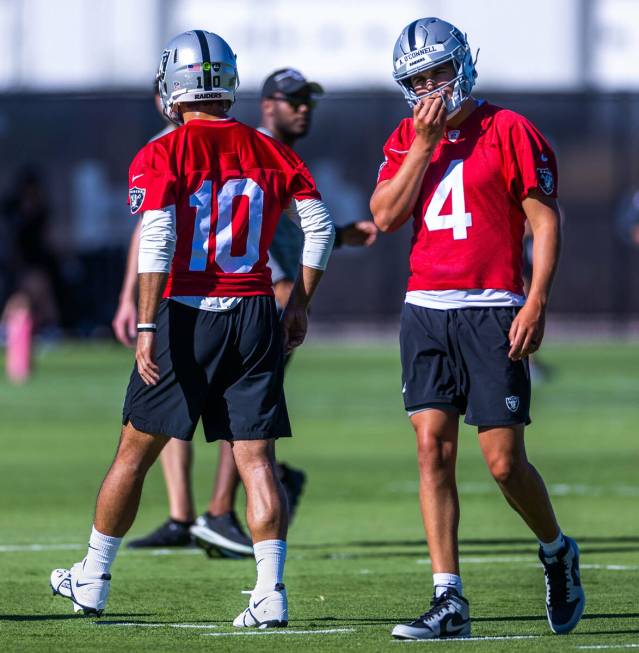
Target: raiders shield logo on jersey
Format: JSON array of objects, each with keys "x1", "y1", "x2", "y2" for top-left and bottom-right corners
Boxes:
[
  {"x1": 505, "y1": 395, "x2": 520, "y2": 412},
  {"x1": 536, "y1": 167, "x2": 554, "y2": 196},
  {"x1": 129, "y1": 187, "x2": 146, "y2": 214}
]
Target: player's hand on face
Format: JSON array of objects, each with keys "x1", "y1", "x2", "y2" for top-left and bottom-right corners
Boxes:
[
  {"x1": 508, "y1": 300, "x2": 546, "y2": 361},
  {"x1": 413, "y1": 95, "x2": 447, "y2": 150},
  {"x1": 340, "y1": 221, "x2": 378, "y2": 247},
  {"x1": 281, "y1": 304, "x2": 308, "y2": 353},
  {"x1": 112, "y1": 298, "x2": 138, "y2": 347},
  {"x1": 136, "y1": 331, "x2": 160, "y2": 385}
]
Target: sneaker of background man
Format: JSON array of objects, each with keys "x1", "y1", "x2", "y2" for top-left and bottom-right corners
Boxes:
[
  {"x1": 50, "y1": 559, "x2": 111, "y2": 616},
  {"x1": 233, "y1": 583, "x2": 288, "y2": 628},
  {"x1": 278, "y1": 463, "x2": 306, "y2": 522},
  {"x1": 539, "y1": 535, "x2": 585, "y2": 634},
  {"x1": 392, "y1": 588, "x2": 470, "y2": 640},
  {"x1": 126, "y1": 517, "x2": 193, "y2": 548},
  {"x1": 191, "y1": 511, "x2": 253, "y2": 558}
]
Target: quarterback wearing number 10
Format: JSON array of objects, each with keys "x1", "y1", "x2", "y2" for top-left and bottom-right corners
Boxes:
[
  {"x1": 370, "y1": 17, "x2": 585, "y2": 640},
  {"x1": 50, "y1": 30, "x2": 334, "y2": 628}
]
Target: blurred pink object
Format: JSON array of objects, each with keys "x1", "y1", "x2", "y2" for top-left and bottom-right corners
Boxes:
[{"x1": 6, "y1": 306, "x2": 33, "y2": 383}]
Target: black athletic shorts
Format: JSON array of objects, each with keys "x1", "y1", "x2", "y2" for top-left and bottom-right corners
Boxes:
[
  {"x1": 400, "y1": 303, "x2": 531, "y2": 427},
  {"x1": 122, "y1": 297, "x2": 291, "y2": 442}
]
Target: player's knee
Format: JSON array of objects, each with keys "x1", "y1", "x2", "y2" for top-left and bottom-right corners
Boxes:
[
  {"x1": 416, "y1": 432, "x2": 454, "y2": 474},
  {"x1": 487, "y1": 455, "x2": 521, "y2": 486}
]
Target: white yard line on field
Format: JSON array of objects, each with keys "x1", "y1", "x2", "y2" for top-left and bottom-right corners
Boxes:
[
  {"x1": 2, "y1": 543, "x2": 638, "y2": 573},
  {"x1": 387, "y1": 481, "x2": 639, "y2": 497},
  {"x1": 416, "y1": 558, "x2": 639, "y2": 571},
  {"x1": 202, "y1": 628, "x2": 355, "y2": 637},
  {"x1": 0, "y1": 543, "x2": 82, "y2": 552},
  {"x1": 576, "y1": 646, "x2": 639, "y2": 650}
]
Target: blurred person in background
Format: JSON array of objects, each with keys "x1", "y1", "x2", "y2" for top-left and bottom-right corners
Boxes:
[
  {"x1": 616, "y1": 188, "x2": 639, "y2": 248},
  {"x1": 51, "y1": 29, "x2": 335, "y2": 627},
  {"x1": 1, "y1": 166, "x2": 61, "y2": 383},
  {"x1": 112, "y1": 68, "x2": 377, "y2": 555},
  {"x1": 370, "y1": 17, "x2": 584, "y2": 640}
]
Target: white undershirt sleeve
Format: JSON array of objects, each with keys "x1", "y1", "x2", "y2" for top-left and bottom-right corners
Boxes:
[
  {"x1": 138, "y1": 206, "x2": 177, "y2": 273},
  {"x1": 284, "y1": 198, "x2": 335, "y2": 270}
]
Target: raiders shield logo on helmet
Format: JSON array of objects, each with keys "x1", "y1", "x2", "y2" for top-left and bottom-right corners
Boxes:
[
  {"x1": 129, "y1": 187, "x2": 146, "y2": 214},
  {"x1": 536, "y1": 167, "x2": 554, "y2": 196},
  {"x1": 505, "y1": 396, "x2": 520, "y2": 412}
]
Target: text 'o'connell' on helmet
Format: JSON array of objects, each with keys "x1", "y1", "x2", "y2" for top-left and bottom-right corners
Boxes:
[
  {"x1": 392, "y1": 17, "x2": 479, "y2": 118},
  {"x1": 156, "y1": 30, "x2": 239, "y2": 125}
]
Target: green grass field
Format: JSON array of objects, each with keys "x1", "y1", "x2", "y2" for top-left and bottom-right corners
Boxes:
[{"x1": 1, "y1": 340, "x2": 638, "y2": 652}]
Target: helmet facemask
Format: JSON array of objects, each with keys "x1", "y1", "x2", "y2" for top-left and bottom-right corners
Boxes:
[{"x1": 392, "y1": 18, "x2": 478, "y2": 118}]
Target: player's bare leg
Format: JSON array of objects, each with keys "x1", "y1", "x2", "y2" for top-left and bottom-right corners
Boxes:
[
  {"x1": 479, "y1": 425, "x2": 584, "y2": 633},
  {"x1": 231, "y1": 439, "x2": 288, "y2": 628},
  {"x1": 50, "y1": 423, "x2": 169, "y2": 615},
  {"x1": 189, "y1": 440, "x2": 252, "y2": 557},
  {"x1": 159, "y1": 438, "x2": 195, "y2": 522},
  {"x1": 232, "y1": 440, "x2": 287, "y2": 542},
  {"x1": 412, "y1": 409, "x2": 461, "y2": 575},
  {"x1": 95, "y1": 422, "x2": 170, "y2": 537},
  {"x1": 207, "y1": 440, "x2": 241, "y2": 515},
  {"x1": 127, "y1": 436, "x2": 195, "y2": 548},
  {"x1": 478, "y1": 425, "x2": 559, "y2": 541}
]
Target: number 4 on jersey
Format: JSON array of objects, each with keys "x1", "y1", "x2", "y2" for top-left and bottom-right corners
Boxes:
[{"x1": 423, "y1": 159, "x2": 472, "y2": 240}]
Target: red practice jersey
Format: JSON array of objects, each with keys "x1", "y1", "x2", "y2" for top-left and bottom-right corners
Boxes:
[
  {"x1": 377, "y1": 102, "x2": 558, "y2": 295},
  {"x1": 128, "y1": 118, "x2": 321, "y2": 297}
]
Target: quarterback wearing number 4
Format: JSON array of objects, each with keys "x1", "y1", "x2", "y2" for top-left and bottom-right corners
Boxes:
[
  {"x1": 370, "y1": 18, "x2": 584, "y2": 640},
  {"x1": 50, "y1": 30, "x2": 334, "y2": 628}
]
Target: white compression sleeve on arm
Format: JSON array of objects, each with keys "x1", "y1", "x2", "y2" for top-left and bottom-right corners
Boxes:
[
  {"x1": 138, "y1": 206, "x2": 177, "y2": 273},
  {"x1": 284, "y1": 198, "x2": 335, "y2": 270}
]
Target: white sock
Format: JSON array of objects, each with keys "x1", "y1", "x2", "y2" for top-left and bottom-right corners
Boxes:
[
  {"x1": 539, "y1": 531, "x2": 565, "y2": 557},
  {"x1": 253, "y1": 539, "x2": 286, "y2": 594},
  {"x1": 84, "y1": 526, "x2": 122, "y2": 577},
  {"x1": 433, "y1": 573, "x2": 463, "y2": 598}
]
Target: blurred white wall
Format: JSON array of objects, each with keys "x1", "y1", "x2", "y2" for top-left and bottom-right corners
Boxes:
[{"x1": 0, "y1": 0, "x2": 636, "y2": 91}]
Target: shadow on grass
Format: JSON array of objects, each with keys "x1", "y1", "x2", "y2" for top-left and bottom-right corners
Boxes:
[
  {"x1": 305, "y1": 612, "x2": 639, "y2": 629},
  {"x1": 0, "y1": 613, "x2": 153, "y2": 622},
  {"x1": 302, "y1": 546, "x2": 639, "y2": 561},
  {"x1": 295, "y1": 535, "x2": 639, "y2": 550}
]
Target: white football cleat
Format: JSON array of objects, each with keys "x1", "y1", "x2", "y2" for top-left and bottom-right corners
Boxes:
[
  {"x1": 233, "y1": 583, "x2": 288, "y2": 628},
  {"x1": 50, "y1": 558, "x2": 111, "y2": 616},
  {"x1": 392, "y1": 588, "x2": 470, "y2": 640}
]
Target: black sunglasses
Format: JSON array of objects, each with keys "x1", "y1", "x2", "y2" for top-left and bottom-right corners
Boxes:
[{"x1": 267, "y1": 95, "x2": 316, "y2": 110}]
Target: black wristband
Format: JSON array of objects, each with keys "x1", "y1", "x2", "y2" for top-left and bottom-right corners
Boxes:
[{"x1": 334, "y1": 225, "x2": 343, "y2": 248}]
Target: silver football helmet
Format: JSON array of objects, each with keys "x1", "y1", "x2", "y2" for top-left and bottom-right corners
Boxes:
[
  {"x1": 157, "y1": 30, "x2": 239, "y2": 124},
  {"x1": 392, "y1": 17, "x2": 477, "y2": 117}
]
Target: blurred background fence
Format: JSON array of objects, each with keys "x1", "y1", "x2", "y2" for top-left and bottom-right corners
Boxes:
[{"x1": 1, "y1": 0, "x2": 639, "y2": 336}]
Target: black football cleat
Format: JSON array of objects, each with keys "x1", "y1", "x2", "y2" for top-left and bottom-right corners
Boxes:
[
  {"x1": 126, "y1": 518, "x2": 193, "y2": 548},
  {"x1": 191, "y1": 511, "x2": 253, "y2": 558},
  {"x1": 539, "y1": 535, "x2": 585, "y2": 634},
  {"x1": 392, "y1": 588, "x2": 470, "y2": 640}
]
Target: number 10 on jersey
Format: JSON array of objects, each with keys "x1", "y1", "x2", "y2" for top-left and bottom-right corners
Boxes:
[{"x1": 423, "y1": 159, "x2": 472, "y2": 240}]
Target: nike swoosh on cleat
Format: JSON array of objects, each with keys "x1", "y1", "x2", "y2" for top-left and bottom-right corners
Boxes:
[
  {"x1": 252, "y1": 595, "x2": 271, "y2": 609},
  {"x1": 74, "y1": 580, "x2": 95, "y2": 588},
  {"x1": 440, "y1": 613, "x2": 469, "y2": 636}
]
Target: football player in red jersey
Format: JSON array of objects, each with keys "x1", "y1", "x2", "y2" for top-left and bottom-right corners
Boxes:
[
  {"x1": 50, "y1": 30, "x2": 334, "y2": 628},
  {"x1": 116, "y1": 70, "x2": 377, "y2": 556},
  {"x1": 371, "y1": 17, "x2": 584, "y2": 640}
]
